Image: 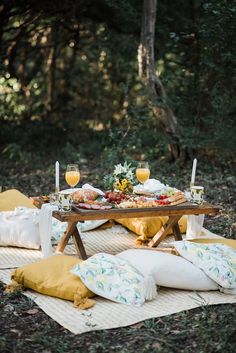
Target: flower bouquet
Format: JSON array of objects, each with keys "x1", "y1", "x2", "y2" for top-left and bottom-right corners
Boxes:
[{"x1": 104, "y1": 162, "x2": 135, "y2": 193}]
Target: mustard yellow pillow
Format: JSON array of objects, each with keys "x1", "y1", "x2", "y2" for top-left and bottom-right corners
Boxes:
[
  {"x1": 12, "y1": 255, "x2": 94, "y2": 302},
  {"x1": 116, "y1": 216, "x2": 187, "y2": 238},
  {"x1": 0, "y1": 189, "x2": 36, "y2": 211},
  {"x1": 190, "y1": 238, "x2": 236, "y2": 250}
]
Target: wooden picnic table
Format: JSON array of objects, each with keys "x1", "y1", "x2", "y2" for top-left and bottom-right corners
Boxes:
[{"x1": 33, "y1": 197, "x2": 219, "y2": 260}]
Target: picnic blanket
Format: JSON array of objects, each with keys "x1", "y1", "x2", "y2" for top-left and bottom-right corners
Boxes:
[{"x1": 1, "y1": 227, "x2": 236, "y2": 334}]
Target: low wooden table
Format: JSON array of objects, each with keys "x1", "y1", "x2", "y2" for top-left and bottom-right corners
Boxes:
[{"x1": 33, "y1": 198, "x2": 219, "y2": 260}]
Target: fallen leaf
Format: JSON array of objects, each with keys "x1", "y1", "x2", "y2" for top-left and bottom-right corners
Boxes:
[
  {"x1": 3, "y1": 304, "x2": 14, "y2": 313},
  {"x1": 131, "y1": 322, "x2": 145, "y2": 329},
  {"x1": 10, "y1": 329, "x2": 22, "y2": 337},
  {"x1": 26, "y1": 308, "x2": 39, "y2": 315},
  {"x1": 152, "y1": 342, "x2": 161, "y2": 349}
]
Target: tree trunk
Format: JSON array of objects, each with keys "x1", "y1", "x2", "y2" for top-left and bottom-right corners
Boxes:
[
  {"x1": 47, "y1": 25, "x2": 58, "y2": 113},
  {"x1": 138, "y1": 0, "x2": 185, "y2": 160}
]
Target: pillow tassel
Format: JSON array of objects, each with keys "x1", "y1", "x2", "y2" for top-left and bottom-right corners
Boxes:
[
  {"x1": 135, "y1": 235, "x2": 148, "y2": 246},
  {"x1": 4, "y1": 280, "x2": 24, "y2": 294},
  {"x1": 142, "y1": 275, "x2": 157, "y2": 301},
  {"x1": 73, "y1": 293, "x2": 96, "y2": 309},
  {"x1": 219, "y1": 287, "x2": 236, "y2": 295}
]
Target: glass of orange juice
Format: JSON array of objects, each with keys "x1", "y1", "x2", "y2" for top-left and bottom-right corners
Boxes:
[
  {"x1": 136, "y1": 162, "x2": 150, "y2": 184},
  {"x1": 65, "y1": 164, "x2": 80, "y2": 192}
]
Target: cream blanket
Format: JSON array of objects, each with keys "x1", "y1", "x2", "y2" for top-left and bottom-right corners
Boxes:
[{"x1": 1, "y1": 228, "x2": 236, "y2": 334}]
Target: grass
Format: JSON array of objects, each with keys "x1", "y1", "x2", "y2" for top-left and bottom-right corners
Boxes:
[
  {"x1": 1, "y1": 284, "x2": 235, "y2": 353},
  {"x1": 0, "y1": 155, "x2": 236, "y2": 352}
]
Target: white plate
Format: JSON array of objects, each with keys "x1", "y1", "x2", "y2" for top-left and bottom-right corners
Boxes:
[
  {"x1": 59, "y1": 188, "x2": 80, "y2": 194},
  {"x1": 133, "y1": 185, "x2": 155, "y2": 196}
]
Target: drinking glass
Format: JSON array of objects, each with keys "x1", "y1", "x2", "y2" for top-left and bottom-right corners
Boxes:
[
  {"x1": 136, "y1": 162, "x2": 150, "y2": 184},
  {"x1": 65, "y1": 164, "x2": 80, "y2": 192}
]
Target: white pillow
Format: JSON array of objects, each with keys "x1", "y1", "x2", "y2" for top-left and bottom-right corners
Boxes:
[
  {"x1": 77, "y1": 220, "x2": 108, "y2": 232},
  {"x1": 71, "y1": 252, "x2": 157, "y2": 306},
  {"x1": 0, "y1": 207, "x2": 41, "y2": 249},
  {"x1": 0, "y1": 207, "x2": 67, "y2": 249},
  {"x1": 117, "y1": 249, "x2": 218, "y2": 291}
]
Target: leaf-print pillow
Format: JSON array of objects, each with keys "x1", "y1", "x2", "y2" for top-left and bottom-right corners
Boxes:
[
  {"x1": 51, "y1": 217, "x2": 67, "y2": 244},
  {"x1": 71, "y1": 253, "x2": 151, "y2": 306},
  {"x1": 174, "y1": 241, "x2": 236, "y2": 289}
]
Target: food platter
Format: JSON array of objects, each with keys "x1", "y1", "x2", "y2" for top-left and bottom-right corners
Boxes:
[
  {"x1": 71, "y1": 189, "x2": 190, "y2": 214},
  {"x1": 71, "y1": 200, "x2": 200, "y2": 220},
  {"x1": 38, "y1": 187, "x2": 191, "y2": 213}
]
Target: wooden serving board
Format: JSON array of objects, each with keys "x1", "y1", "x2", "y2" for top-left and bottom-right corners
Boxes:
[
  {"x1": 32, "y1": 196, "x2": 219, "y2": 223},
  {"x1": 69, "y1": 201, "x2": 219, "y2": 222},
  {"x1": 72, "y1": 201, "x2": 197, "y2": 214}
]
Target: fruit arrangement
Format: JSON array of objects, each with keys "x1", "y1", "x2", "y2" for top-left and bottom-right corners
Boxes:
[{"x1": 104, "y1": 191, "x2": 131, "y2": 204}]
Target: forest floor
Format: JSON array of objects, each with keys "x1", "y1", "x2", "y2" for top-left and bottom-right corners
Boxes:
[{"x1": 0, "y1": 158, "x2": 236, "y2": 353}]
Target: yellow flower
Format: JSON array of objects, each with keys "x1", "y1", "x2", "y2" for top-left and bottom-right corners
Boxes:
[
  {"x1": 121, "y1": 179, "x2": 127, "y2": 188},
  {"x1": 114, "y1": 180, "x2": 121, "y2": 190}
]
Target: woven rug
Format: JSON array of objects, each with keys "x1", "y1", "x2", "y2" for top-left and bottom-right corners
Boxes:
[
  {"x1": 0, "y1": 226, "x2": 221, "y2": 269},
  {"x1": 0, "y1": 225, "x2": 136, "y2": 269},
  {"x1": 0, "y1": 226, "x2": 235, "y2": 334}
]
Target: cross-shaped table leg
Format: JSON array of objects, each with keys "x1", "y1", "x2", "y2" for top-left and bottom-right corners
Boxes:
[
  {"x1": 148, "y1": 215, "x2": 182, "y2": 247},
  {"x1": 55, "y1": 221, "x2": 88, "y2": 259}
]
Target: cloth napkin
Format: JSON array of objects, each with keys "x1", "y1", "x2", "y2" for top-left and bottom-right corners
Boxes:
[
  {"x1": 39, "y1": 203, "x2": 58, "y2": 258},
  {"x1": 133, "y1": 179, "x2": 166, "y2": 194},
  {"x1": 82, "y1": 183, "x2": 105, "y2": 196},
  {"x1": 60, "y1": 184, "x2": 105, "y2": 196}
]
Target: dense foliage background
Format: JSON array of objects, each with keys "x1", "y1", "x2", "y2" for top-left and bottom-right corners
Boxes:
[
  {"x1": 0, "y1": 3, "x2": 236, "y2": 351},
  {"x1": 0, "y1": 0, "x2": 235, "y2": 179}
]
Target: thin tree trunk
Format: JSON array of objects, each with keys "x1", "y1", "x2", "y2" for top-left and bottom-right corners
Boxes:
[
  {"x1": 47, "y1": 25, "x2": 57, "y2": 113},
  {"x1": 138, "y1": 0, "x2": 185, "y2": 160}
]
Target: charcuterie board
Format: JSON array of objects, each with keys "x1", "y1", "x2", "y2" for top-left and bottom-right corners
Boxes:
[{"x1": 71, "y1": 201, "x2": 200, "y2": 218}]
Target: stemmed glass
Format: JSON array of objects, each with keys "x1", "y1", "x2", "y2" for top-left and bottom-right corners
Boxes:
[
  {"x1": 65, "y1": 164, "x2": 80, "y2": 192},
  {"x1": 136, "y1": 162, "x2": 150, "y2": 185}
]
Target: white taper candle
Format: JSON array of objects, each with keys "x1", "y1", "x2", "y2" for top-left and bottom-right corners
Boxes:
[
  {"x1": 190, "y1": 158, "x2": 197, "y2": 186},
  {"x1": 55, "y1": 161, "x2": 59, "y2": 192}
]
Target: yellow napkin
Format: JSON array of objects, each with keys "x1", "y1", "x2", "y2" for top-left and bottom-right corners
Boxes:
[{"x1": 0, "y1": 189, "x2": 36, "y2": 211}]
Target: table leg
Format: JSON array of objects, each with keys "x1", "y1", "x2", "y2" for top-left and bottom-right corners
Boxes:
[
  {"x1": 172, "y1": 222, "x2": 182, "y2": 241},
  {"x1": 148, "y1": 215, "x2": 182, "y2": 247},
  {"x1": 72, "y1": 226, "x2": 88, "y2": 260},
  {"x1": 55, "y1": 221, "x2": 88, "y2": 260}
]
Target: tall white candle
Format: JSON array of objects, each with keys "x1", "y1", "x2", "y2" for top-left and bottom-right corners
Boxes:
[
  {"x1": 55, "y1": 161, "x2": 59, "y2": 192},
  {"x1": 191, "y1": 158, "x2": 197, "y2": 186}
]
